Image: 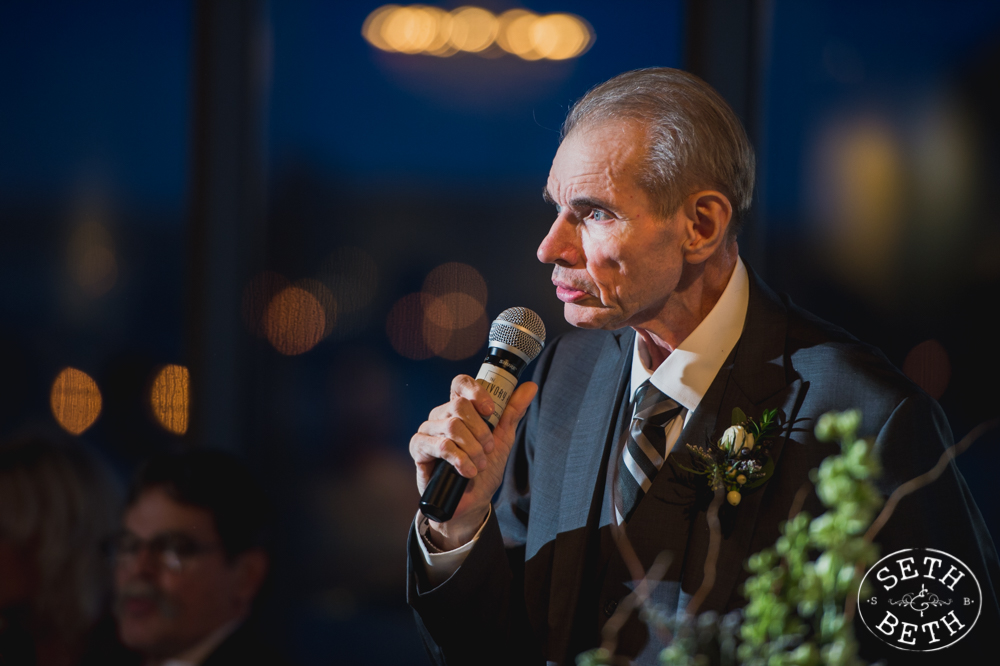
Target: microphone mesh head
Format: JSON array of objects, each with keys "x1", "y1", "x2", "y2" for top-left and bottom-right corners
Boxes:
[{"x1": 489, "y1": 307, "x2": 546, "y2": 362}]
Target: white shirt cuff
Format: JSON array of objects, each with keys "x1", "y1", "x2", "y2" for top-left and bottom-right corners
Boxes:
[{"x1": 414, "y1": 505, "x2": 492, "y2": 588}]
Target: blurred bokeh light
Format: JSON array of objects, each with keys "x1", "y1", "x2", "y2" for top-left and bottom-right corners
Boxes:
[
  {"x1": 810, "y1": 115, "x2": 905, "y2": 300},
  {"x1": 386, "y1": 292, "x2": 434, "y2": 360},
  {"x1": 243, "y1": 271, "x2": 293, "y2": 338},
  {"x1": 150, "y1": 363, "x2": 190, "y2": 435},
  {"x1": 363, "y1": 5, "x2": 592, "y2": 60},
  {"x1": 298, "y1": 278, "x2": 338, "y2": 338},
  {"x1": 421, "y1": 261, "x2": 487, "y2": 313},
  {"x1": 50, "y1": 367, "x2": 102, "y2": 435},
  {"x1": 421, "y1": 262, "x2": 489, "y2": 360},
  {"x1": 264, "y1": 285, "x2": 327, "y2": 355},
  {"x1": 67, "y1": 214, "x2": 118, "y2": 298}
]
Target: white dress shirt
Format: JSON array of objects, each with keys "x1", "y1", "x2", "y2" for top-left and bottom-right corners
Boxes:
[{"x1": 416, "y1": 257, "x2": 750, "y2": 583}]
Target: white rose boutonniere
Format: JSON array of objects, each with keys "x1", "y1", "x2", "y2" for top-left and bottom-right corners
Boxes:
[
  {"x1": 684, "y1": 407, "x2": 782, "y2": 506},
  {"x1": 719, "y1": 425, "x2": 755, "y2": 454}
]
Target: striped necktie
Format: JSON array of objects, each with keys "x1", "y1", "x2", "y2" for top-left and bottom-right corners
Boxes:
[{"x1": 615, "y1": 379, "x2": 683, "y2": 524}]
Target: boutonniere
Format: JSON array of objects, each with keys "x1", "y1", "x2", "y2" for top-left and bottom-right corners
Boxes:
[{"x1": 683, "y1": 407, "x2": 781, "y2": 506}]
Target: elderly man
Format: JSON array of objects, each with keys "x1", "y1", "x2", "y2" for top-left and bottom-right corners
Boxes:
[
  {"x1": 406, "y1": 68, "x2": 999, "y2": 665},
  {"x1": 111, "y1": 450, "x2": 288, "y2": 666}
]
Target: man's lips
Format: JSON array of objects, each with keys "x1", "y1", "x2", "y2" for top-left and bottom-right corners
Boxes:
[
  {"x1": 120, "y1": 596, "x2": 158, "y2": 617},
  {"x1": 553, "y1": 281, "x2": 592, "y2": 304}
]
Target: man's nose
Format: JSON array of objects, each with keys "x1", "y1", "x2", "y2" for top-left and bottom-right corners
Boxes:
[
  {"x1": 536, "y1": 216, "x2": 579, "y2": 267},
  {"x1": 118, "y1": 544, "x2": 160, "y2": 578}
]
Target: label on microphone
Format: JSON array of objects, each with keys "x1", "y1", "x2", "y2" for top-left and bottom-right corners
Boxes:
[{"x1": 475, "y1": 362, "x2": 518, "y2": 428}]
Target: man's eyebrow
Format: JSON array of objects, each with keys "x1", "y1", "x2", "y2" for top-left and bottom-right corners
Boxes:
[
  {"x1": 568, "y1": 196, "x2": 616, "y2": 213},
  {"x1": 541, "y1": 189, "x2": 616, "y2": 214}
]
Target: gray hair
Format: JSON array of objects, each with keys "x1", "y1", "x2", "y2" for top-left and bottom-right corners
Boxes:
[
  {"x1": 0, "y1": 434, "x2": 120, "y2": 643},
  {"x1": 562, "y1": 68, "x2": 755, "y2": 236}
]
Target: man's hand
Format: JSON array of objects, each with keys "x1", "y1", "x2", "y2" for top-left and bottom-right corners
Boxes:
[{"x1": 410, "y1": 375, "x2": 538, "y2": 550}]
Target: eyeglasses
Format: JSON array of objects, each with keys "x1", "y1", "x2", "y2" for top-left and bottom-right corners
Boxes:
[{"x1": 106, "y1": 531, "x2": 223, "y2": 572}]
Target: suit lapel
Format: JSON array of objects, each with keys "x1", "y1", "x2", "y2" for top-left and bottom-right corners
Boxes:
[
  {"x1": 545, "y1": 328, "x2": 632, "y2": 656},
  {"x1": 557, "y1": 328, "x2": 633, "y2": 534}
]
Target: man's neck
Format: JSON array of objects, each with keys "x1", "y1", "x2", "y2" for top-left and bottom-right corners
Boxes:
[{"x1": 632, "y1": 244, "x2": 738, "y2": 371}]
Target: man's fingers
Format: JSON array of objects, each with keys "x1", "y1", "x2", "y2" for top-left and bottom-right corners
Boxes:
[
  {"x1": 417, "y1": 417, "x2": 488, "y2": 471},
  {"x1": 496, "y1": 381, "x2": 538, "y2": 438},
  {"x1": 410, "y1": 432, "x2": 480, "y2": 478},
  {"x1": 451, "y1": 374, "x2": 495, "y2": 418},
  {"x1": 425, "y1": 379, "x2": 496, "y2": 454}
]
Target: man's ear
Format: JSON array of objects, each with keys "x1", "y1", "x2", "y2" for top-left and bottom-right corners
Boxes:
[
  {"x1": 232, "y1": 548, "x2": 268, "y2": 606},
  {"x1": 681, "y1": 190, "x2": 733, "y2": 264}
]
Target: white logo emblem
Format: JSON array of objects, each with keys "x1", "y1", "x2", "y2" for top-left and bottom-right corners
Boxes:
[{"x1": 858, "y1": 548, "x2": 981, "y2": 651}]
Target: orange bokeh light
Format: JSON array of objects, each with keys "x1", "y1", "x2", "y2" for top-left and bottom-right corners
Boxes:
[
  {"x1": 362, "y1": 5, "x2": 592, "y2": 60},
  {"x1": 50, "y1": 367, "x2": 102, "y2": 435},
  {"x1": 264, "y1": 285, "x2": 327, "y2": 355},
  {"x1": 150, "y1": 364, "x2": 190, "y2": 435},
  {"x1": 417, "y1": 262, "x2": 490, "y2": 361}
]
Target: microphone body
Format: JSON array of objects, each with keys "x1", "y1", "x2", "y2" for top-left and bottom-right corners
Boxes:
[{"x1": 419, "y1": 307, "x2": 545, "y2": 523}]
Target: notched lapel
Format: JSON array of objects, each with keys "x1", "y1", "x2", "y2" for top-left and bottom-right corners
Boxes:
[{"x1": 558, "y1": 330, "x2": 632, "y2": 534}]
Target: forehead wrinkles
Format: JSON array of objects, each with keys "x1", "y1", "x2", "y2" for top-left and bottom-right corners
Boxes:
[{"x1": 549, "y1": 123, "x2": 645, "y2": 205}]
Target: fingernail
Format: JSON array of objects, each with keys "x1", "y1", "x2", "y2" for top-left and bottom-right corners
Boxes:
[{"x1": 476, "y1": 457, "x2": 488, "y2": 471}]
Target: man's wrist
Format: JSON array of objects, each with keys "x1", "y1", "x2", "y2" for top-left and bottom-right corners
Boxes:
[{"x1": 423, "y1": 505, "x2": 491, "y2": 551}]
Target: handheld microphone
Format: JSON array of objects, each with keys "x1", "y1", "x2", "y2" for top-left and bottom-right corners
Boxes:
[{"x1": 419, "y1": 307, "x2": 546, "y2": 523}]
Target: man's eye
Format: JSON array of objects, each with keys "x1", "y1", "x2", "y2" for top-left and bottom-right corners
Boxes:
[{"x1": 589, "y1": 209, "x2": 610, "y2": 222}]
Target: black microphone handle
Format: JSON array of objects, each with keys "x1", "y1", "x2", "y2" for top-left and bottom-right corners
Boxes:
[{"x1": 419, "y1": 347, "x2": 527, "y2": 523}]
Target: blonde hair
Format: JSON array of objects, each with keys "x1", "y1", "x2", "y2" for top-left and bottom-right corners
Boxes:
[{"x1": 0, "y1": 434, "x2": 120, "y2": 642}]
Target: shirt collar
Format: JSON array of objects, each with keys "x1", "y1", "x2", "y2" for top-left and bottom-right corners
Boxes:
[{"x1": 630, "y1": 256, "x2": 749, "y2": 412}]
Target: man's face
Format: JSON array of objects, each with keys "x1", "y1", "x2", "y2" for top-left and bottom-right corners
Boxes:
[
  {"x1": 538, "y1": 120, "x2": 687, "y2": 331},
  {"x1": 115, "y1": 488, "x2": 244, "y2": 659}
]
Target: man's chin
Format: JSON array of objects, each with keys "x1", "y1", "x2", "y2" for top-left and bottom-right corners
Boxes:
[
  {"x1": 119, "y1": 619, "x2": 175, "y2": 656},
  {"x1": 563, "y1": 303, "x2": 624, "y2": 331}
]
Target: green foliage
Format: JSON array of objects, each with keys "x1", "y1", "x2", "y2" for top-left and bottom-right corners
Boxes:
[
  {"x1": 737, "y1": 409, "x2": 882, "y2": 666},
  {"x1": 582, "y1": 410, "x2": 885, "y2": 665}
]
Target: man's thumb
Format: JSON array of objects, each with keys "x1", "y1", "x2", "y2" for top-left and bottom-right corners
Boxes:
[{"x1": 497, "y1": 382, "x2": 538, "y2": 435}]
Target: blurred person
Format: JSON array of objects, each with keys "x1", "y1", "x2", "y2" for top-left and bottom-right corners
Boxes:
[
  {"x1": 0, "y1": 432, "x2": 120, "y2": 666},
  {"x1": 110, "y1": 449, "x2": 289, "y2": 666}
]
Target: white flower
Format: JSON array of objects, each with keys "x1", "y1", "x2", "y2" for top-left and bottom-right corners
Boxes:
[{"x1": 720, "y1": 425, "x2": 754, "y2": 454}]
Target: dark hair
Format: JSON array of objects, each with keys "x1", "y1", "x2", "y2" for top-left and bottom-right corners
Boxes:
[{"x1": 126, "y1": 449, "x2": 271, "y2": 560}]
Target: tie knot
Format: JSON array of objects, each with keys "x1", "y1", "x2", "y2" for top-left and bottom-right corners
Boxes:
[{"x1": 632, "y1": 380, "x2": 679, "y2": 426}]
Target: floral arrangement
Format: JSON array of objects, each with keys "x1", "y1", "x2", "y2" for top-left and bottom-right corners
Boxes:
[{"x1": 684, "y1": 407, "x2": 781, "y2": 506}]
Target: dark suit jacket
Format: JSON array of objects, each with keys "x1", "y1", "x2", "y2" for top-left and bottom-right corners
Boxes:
[
  {"x1": 407, "y1": 267, "x2": 1000, "y2": 665},
  {"x1": 78, "y1": 620, "x2": 293, "y2": 666},
  {"x1": 199, "y1": 622, "x2": 292, "y2": 666}
]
